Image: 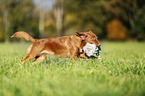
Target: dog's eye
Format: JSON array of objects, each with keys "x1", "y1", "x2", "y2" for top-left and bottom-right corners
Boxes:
[{"x1": 92, "y1": 38, "x2": 95, "y2": 40}]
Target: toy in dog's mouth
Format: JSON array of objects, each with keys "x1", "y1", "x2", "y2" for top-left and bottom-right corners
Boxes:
[
  {"x1": 96, "y1": 46, "x2": 101, "y2": 59},
  {"x1": 80, "y1": 43, "x2": 101, "y2": 59}
]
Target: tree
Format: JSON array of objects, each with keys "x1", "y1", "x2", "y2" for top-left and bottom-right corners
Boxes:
[
  {"x1": 39, "y1": 0, "x2": 45, "y2": 38},
  {"x1": 54, "y1": 0, "x2": 64, "y2": 36},
  {"x1": 102, "y1": 0, "x2": 145, "y2": 40},
  {"x1": 63, "y1": 0, "x2": 107, "y2": 37},
  {"x1": 134, "y1": 1, "x2": 145, "y2": 40},
  {"x1": 0, "y1": 0, "x2": 13, "y2": 43},
  {"x1": 0, "y1": 0, "x2": 39, "y2": 42}
]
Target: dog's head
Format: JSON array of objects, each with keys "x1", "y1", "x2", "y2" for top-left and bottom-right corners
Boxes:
[{"x1": 76, "y1": 30, "x2": 101, "y2": 46}]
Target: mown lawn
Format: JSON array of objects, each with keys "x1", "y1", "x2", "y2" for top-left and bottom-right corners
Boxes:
[{"x1": 0, "y1": 42, "x2": 145, "y2": 96}]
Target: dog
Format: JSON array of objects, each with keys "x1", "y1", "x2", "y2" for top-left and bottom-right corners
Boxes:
[{"x1": 11, "y1": 30, "x2": 101, "y2": 64}]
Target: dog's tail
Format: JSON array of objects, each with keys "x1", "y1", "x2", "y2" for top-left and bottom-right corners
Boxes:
[{"x1": 11, "y1": 31, "x2": 36, "y2": 43}]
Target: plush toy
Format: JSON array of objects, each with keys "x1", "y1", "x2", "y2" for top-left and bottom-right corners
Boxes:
[{"x1": 80, "y1": 43, "x2": 101, "y2": 59}]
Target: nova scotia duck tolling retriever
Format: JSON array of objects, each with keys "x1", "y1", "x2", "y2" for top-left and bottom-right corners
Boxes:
[{"x1": 11, "y1": 30, "x2": 101, "y2": 64}]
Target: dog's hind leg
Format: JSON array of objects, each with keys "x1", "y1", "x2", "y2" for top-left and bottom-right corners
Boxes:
[
  {"x1": 21, "y1": 44, "x2": 44, "y2": 64},
  {"x1": 33, "y1": 54, "x2": 47, "y2": 64},
  {"x1": 21, "y1": 54, "x2": 36, "y2": 64},
  {"x1": 27, "y1": 45, "x2": 33, "y2": 55}
]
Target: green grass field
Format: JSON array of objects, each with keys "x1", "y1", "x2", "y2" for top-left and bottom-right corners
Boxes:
[{"x1": 0, "y1": 42, "x2": 145, "y2": 96}]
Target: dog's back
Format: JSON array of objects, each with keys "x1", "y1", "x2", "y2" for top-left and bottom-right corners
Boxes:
[{"x1": 36, "y1": 35, "x2": 81, "y2": 58}]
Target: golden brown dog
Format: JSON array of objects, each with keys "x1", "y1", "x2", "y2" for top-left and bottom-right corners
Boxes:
[{"x1": 11, "y1": 30, "x2": 100, "y2": 64}]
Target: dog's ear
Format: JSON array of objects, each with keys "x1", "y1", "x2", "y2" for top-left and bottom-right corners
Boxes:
[
  {"x1": 76, "y1": 32, "x2": 80, "y2": 36},
  {"x1": 76, "y1": 32, "x2": 87, "y2": 40},
  {"x1": 76, "y1": 32, "x2": 86, "y2": 36},
  {"x1": 86, "y1": 30, "x2": 93, "y2": 33},
  {"x1": 86, "y1": 30, "x2": 91, "y2": 32}
]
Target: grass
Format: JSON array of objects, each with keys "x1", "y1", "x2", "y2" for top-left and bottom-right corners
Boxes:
[{"x1": 0, "y1": 42, "x2": 145, "y2": 96}]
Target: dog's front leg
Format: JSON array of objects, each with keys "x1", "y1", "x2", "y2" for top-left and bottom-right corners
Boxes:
[
  {"x1": 79, "y1": 52, "x2": 88, "y2": 58},
  {"x1": 70, "y1": 48, "x2": 80, "y2": 61},
  {"x1": 71, "y1": 56, "x2": 77, "y2": 61}
]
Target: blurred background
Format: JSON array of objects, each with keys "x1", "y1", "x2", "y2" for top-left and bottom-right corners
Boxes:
[{"x1": 0, "y1": 0, "x2": 145, "y2": 42}]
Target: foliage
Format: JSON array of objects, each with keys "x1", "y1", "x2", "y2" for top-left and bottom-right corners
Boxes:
[
  {"x1": 0, "y1": 0, "x2": 145, "y2": 41},
  {"x1": 64, "y1": 0, "x2": 107, "y2": 37},
  {"x1": 0, "y1": 0, "x2": 39, "y2": 42},
  {"x1": 106, "y1": 19, "x2": 128, "y2": 40},
  {"x1": 0, "y1": 42, "x2": 145, "y2": 96},
  {"x1": 134, "y1": 5, "x2": 145, "y2": 40},
  {"x1": 0, "y1": 17, "x2": 4, "y2": 41},
  {"x1": 62, "y1": 0, "x2": 145, "y2": 40}
]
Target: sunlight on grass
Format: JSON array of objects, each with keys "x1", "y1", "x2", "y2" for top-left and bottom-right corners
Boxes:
[{"x1": 0, "y1": 42, "x2": 145, "y2": 96}]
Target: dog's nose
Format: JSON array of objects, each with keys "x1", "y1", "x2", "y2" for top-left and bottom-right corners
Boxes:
[{"x1": 11, "y1": 35, "x2": 14, "y2": 38}]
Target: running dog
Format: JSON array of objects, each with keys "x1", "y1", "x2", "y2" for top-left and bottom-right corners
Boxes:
[{"x1": 11, "y1": 30, "x2": 101, "y2": 64}]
